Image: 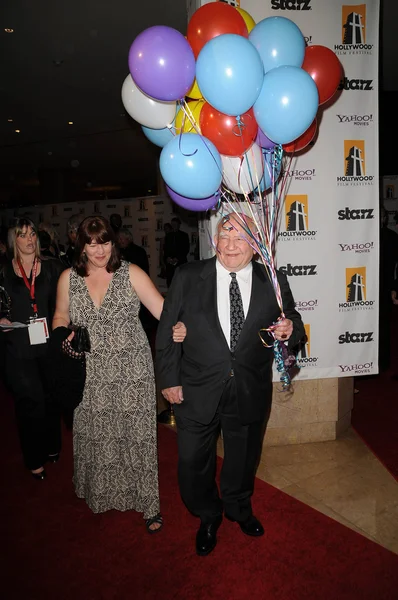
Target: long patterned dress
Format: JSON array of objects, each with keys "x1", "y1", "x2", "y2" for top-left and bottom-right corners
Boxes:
[{"x1": 69, "y1": 261, "x2": 159, "y2": 518}]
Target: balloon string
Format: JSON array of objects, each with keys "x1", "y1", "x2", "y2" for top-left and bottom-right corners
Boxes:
[{"x1": 219, "y1": 145, "x2": 300, "y2": 390}]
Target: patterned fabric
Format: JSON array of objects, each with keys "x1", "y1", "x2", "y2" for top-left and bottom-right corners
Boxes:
[
  {"x1": 229, "y1": 272, "x2": 245, "y2": 351},
  {"x1": 69, "y1": 261, "x2": 159, "y2": 518}
]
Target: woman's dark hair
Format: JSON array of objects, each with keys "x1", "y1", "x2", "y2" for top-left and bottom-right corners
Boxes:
[{"x1": 74, "y1": 216, "x2": 120, "y2": 276}]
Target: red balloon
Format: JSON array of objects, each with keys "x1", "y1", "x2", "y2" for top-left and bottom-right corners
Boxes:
[
  {"x1": 200, "y1": 104, "x2": 258, "y2": 157},
  {"x1": 283, "y1": 119, "x2": 317, "y2": 153},
  {"x1": 301, "y1": 45, "x2": 342, "y2": 105},
  {"x1": 187, "y1": 3, "x2": 248, "y2": 59}
]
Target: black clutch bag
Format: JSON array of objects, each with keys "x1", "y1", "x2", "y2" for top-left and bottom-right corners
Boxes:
[
  {"x1": 70, "y1": 325, "x2": 91, "y2": 353},
  {"x1": 49, "y1": 326, "x2": 87, "y2": 410}
]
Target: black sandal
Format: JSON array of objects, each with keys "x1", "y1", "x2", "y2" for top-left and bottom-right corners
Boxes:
[{"x1": 145, "y1": 513, "x2": 163, "y2": 534}]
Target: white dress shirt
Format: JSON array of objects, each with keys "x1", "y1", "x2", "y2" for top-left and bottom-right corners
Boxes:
[{"x1": 216, "y1": 260, "x2": 253, "y2": 349}]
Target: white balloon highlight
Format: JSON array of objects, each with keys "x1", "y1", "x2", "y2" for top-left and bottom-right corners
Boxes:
[{"x1": 121, "y1": 74, "x2": 176, "y2": 129}]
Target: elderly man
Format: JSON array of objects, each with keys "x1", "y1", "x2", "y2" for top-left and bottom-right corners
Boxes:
[{"x1": 156, "y1": 214, "x2": 304, "y2": 556}]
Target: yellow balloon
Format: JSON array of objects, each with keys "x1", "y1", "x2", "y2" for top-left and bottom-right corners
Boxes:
[
  {"x1": 175, "y1": 100, "x2": 204, "y2": 134},
  {"x1": 186, "y1": 78, "x2": 203, "y2": 100},
  {"x1": 236, "y1": 7, "x2": 256, "y2": 34}
]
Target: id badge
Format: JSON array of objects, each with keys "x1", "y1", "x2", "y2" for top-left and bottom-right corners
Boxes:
[{"x1": 28, "y1": 317, "x2": 48, "y2": 345}]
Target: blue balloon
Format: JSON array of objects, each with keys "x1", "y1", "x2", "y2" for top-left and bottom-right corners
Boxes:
[
  {"x1": 142, "y1": 125, "x2": 175, "y2": 148},
  {"x1": 258, "y1": 151, "x2": 282, "y2": 192},
  {"x1": 160, "y1": 133, "x2": 222, "y2": 199},
  {"x1": 196, "y1": 34, "x2": 264, "y2": 117},
  {"x1": 253, "y1": 66, "x2": 319, "y2": 145},
  {"x1": 249, "y1": 17, "x2": 305, "y2": 74}
]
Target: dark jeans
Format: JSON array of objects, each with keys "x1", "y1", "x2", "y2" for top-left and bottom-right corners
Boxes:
[
  {"x1": 176, "y1": 377, "x2": 266, "y2": 524},
  {"x1": 6, "y1": 353, "x2": 61, "y2": 470}
]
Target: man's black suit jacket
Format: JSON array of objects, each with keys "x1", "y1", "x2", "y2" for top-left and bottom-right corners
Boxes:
[{"x1": 156, "y1": 257, "x2": 305, "y2": 426}]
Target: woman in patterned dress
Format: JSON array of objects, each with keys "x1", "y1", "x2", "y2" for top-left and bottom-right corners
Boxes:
[{"x1": 52, "y1": 216, "x2": 186, "y2": 532}]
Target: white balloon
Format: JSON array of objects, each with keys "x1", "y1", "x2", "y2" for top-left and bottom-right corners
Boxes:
[
  {"x1": 121, "y1": 74, "x2": 176, "y2": 129},
  {"x1": 221, "y1": 143, "x2": 264, "y2": 194}
]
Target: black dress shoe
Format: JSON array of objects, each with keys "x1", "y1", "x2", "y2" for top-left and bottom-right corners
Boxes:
[
  {"x1": 196, "y1": 515, "x2": 223, "y2": 556},
  {"x1": 47, "y1": 453, "x2": 60, "y2": 463},
  {"x1": 226, "y1": 514, "x2": 264, "y2": 537},
  {"x1": 31, "y1": 469, "x2": 47, "y2": 481}
]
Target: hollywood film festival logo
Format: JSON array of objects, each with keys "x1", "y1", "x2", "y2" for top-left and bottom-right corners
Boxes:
[
  {"x1": 335, "y1": 4, "x2": 373, "y2": 56},
  {"x1": 339, "y1": 266, "x2": 375, "y2": 312},
  {"x1": 297, "y1": 324, "x2": 318, "y2": 367},
  {"x1": 337, "y1": 140, "x2": 374, "y2": 187},
  {"x1": 278, "y1": 195, "x2": 317, "y2": 242}
]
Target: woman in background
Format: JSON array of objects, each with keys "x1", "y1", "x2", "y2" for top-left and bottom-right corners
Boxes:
[
  {"x1": 0, "y1": 218, "x2": 64, "y2": 479},
  {"x1": 53, "y1": 216, "x2": 185, "y2": 533}
]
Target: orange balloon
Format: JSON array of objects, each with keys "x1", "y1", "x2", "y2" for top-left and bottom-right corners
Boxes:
[
  {"x1": 283, "y1": 119, "x2": 317, "y2": 153},
  {"x1": 200, "y1": 104, "x2": 258, "y2": 157},
  {"x1": 187, "y1": 3, "x2": 248, "y2": 59}
]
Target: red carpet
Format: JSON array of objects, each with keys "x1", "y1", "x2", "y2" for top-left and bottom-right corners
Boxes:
[
  {"x1": 352, "y1": 309, "x2": 398, "y2": 481},
  {"x1": 1, "y1": 389, "x2": 398, "y2": 600}
]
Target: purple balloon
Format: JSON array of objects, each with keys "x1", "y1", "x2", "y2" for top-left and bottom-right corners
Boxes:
[
  {"x1": 129, "y1": 26, "x2": 195, "y2": 102},
  {"x1": 256, "y1": 128, "x2": 276, "y2": 151},
  {"x1": 166, "y1": 185, "x2": 220, "y2": 212}
]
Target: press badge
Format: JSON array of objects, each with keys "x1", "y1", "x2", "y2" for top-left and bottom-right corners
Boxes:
[{"x1": 28, "y1": 317, "x2": 49, "y2": 345}]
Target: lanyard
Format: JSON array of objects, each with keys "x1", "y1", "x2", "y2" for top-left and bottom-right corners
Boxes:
[{"x1": 17, "y1": 257, "x2": 38, "y2": 317}]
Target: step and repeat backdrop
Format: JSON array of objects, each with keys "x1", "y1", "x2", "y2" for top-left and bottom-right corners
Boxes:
[
  {"x1": 0, "y1": 196, "x2": 198, "y2": 294},
  {"x1": 195, "y1": 0, "x2": 380, "y2": 380}
]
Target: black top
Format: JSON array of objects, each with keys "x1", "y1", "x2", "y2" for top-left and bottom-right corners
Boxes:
[
  {"x1": 163, "y1": 230, "x2": 190, "y2": 265},
  {"x1": 120, "y1": 243, "x2": 150, "y2": 275},
  {"x1": 0, "y1": 258, "x2": 65, "y2": 358},
  {"x1": 380, "y1": 226, "x2": 398, "y2": 293}
]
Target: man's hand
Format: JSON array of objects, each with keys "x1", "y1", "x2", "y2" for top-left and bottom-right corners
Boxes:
[
  {"x1": 273, "y1": 318, "x2": 293, "y2": 341},
  {"x1": 162, "y1": 386, "x2": 184, "y2": 404},
  {"x1": 392, "y1": 291, "x2": 398, "y2": 306}
]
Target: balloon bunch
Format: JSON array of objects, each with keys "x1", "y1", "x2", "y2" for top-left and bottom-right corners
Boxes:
[
  {"x1": 122, "y1": 3, "x2": 341, "y2": 210},
  {"x1": 121, "y1": 3, "x2": 342, "y2": 388}
]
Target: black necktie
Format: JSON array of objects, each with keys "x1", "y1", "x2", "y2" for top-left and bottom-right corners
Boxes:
[{"x1": 230, "y1": 272, "x2": 245, "y2": 351}]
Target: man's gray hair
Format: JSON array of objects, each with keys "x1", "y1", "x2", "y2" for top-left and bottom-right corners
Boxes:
[{"x1": 67, "y1": 214, "x2": 82, "y2": 232}]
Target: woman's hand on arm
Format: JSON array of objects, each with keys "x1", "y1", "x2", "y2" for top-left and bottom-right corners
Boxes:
[
  {"x1": 52, "y1": 269, "x2": 71, "y2": 330},
  {"x1": 0, "y1": 317, "x2": 13, "y2": 332},
  {"x1": 172, "y1": 321, "x2": 187, "y2": 343}
]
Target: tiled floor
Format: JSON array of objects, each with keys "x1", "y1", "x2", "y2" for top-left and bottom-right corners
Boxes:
[{"x1": 249, "y1": 428, "x2": 398, "y2": 554}]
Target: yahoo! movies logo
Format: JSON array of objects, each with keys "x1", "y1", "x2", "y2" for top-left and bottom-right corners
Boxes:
[
  {"x1": 339, "y1": 361, "x2": 374, "y2": 375},
  {"x1": 339, "y1": 266, "x2": 375, "y2": 312},
  {"x1": 335, "y1": 5, "x2": 373, "y2": 55},
  {"x1": 278, "y1": 195, "x2": 317, "y2": 242},
  {"x1": 336, "y1": 113, "x2": 373, "y2": 127},
  {"x1": 295, "y1": 299, "x2": 318, "y2": 312},
  {"x1": 297, "y1": 324, "x2": 318, "y2": 367},
  {"x1": 337, "y1": 140, "x2": 374, "y2": 187},
  {"x1": 339, "y1": 241, "x2": 374, "y2": 254},
  {"x1": 284, "y1": 167, "x2": 316, "y2": 181}
]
